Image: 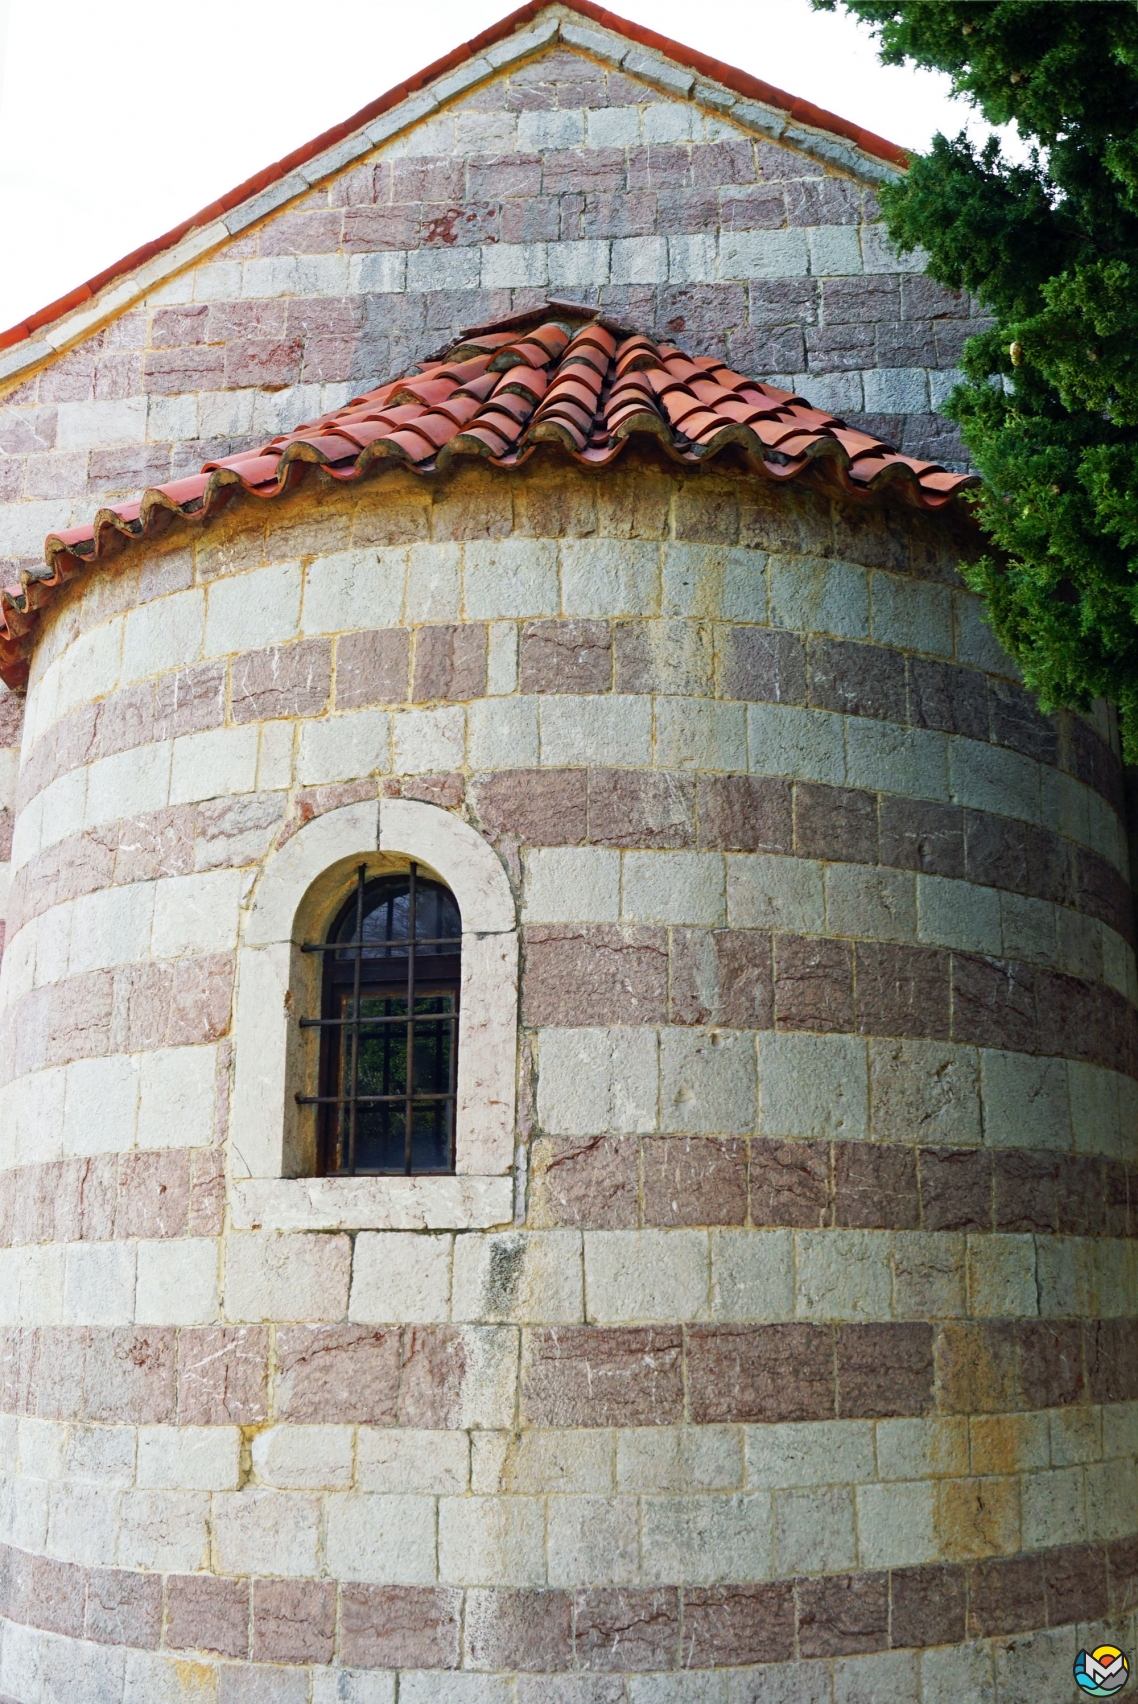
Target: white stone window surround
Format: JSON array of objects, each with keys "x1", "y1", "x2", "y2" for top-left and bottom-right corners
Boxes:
[{"x1": 230, "y1": 798, "x2": 517, "y2": 1233}]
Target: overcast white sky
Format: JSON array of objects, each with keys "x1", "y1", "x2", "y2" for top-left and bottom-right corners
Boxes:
[{"x1": 0, "y1": 0, "x2": 1001, "y2": 334}]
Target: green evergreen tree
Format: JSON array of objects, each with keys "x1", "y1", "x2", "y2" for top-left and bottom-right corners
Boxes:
[{"x1": 814, "y1": 1, "x2": 1138, "y2": 752}]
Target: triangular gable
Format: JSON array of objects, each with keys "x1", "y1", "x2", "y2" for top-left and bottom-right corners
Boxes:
[{"x1": 0, "y1": 1, "x2": 906, "y2": 388}]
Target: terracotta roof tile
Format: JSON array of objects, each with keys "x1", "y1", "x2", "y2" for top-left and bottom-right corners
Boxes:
[{"x1": 2, "y1": 306, "x2": 976, "y2": 690}]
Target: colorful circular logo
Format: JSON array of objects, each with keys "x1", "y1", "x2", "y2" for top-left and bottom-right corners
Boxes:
[{"x1": 1075, "y1": 1646, "x2": 1131, "y2": 1695}]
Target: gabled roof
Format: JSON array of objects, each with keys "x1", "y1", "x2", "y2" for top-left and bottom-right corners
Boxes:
[
  {"x1": 0, "y1": 0, "x2": 907, "y2": 363},
  {"x1": 0, "y1": 306, "x2": 976, "y2": 690}
]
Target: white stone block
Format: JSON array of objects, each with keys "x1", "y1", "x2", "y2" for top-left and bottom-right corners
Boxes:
[
  {"x1": 807, "y1": 225, "x2": 864, "y2": 276},
  {"x1": 870, "y1": 572, "x2": 953, "y2": 658},
  {"x1": 224, "y1": 1229, "x2": 352, "y2": 1322},
  {"x1": 834, "y1": 1650, "x2": 920, "y2": 1704},
  {"x1": 393, "y1": 706, "x2": 465, "y2": 774},
  {"x1": 955, "y1": 591, "x2": 1017, "y2": 677},
  {"x1": 796, "y1": 1229, "x2": 892, "y2": 1322},
  {"x1": 302, "y1": 546, "x2": 405, "y2": 634},
  {"x1": 560, "y1": 539, "x2": 660, "y2": 618},
  {"x1": 747, "y1": 704, "x2": 846, "y2": 785},
  {"x1": 863, "y1": 368, "x2": 930, "y2": 413},
  {"x1": 406, "y1": 542, "x2": 462, "y2": 622},
  {"x1": 539, "y1": 695, "x2": 653, "y2": 767},
  {"x1": 622, "y1": 851, "x2": 724, "y2": 926},
  {"x1": 349, "y1": 252, "x2": 409, "y2": 295},
  {"x1": 199, "y1": 386, "x2": 256, "y2": 438},
  {"x1": 826, "y1": 864, "x2": 916, "y2": 942},
  {"x1": 475, "y1": 1428, "x2": 613, "y2": 1496},
  {"x1": 452, "y1": 1230, "x2": 583, "y2": 1324},
  {"x1": 920, "y1": 1643, "x2": 994, "y2": 1704},
  {"x1": 517, "y1": 107, "x2": 586, "y2": 149},
  {"x1": 981, "y1": 1050, "x2": 1071, "y2": 1150},
  {"x1": 212, "y1": 1487, "x2": 322, "y2": 1575},
  {"x1": 776, "y1": 1484, "x2": 857, "y2": 1574},
  {"x1": 313, "y1": 1670, "x2": 396, "y2": 1704},
  {"x1": 37, "y1": 764, "x2": 88, "y2": 851},
  {"x1": 711, "y1": 1230, "x2": 795, "y2": 1321},
  {"x1": 258, "y1": 720, "x2": 295, "y2": 790},
  {"x1": 67, "y1": 882, "x2": 155, "y2": 975},
  {"x1": 135, "y1": 1238, "x2": 219, "y2": 1326},
  {"x1": 63, "y1": 1054, "x2": 139, "y2": 1156},
  {"x1": 537, "y1": 1027, "x2": 658, "y2": 1135},
  {"x1": 464, "y1": 538, "x2": 559, "y2": 621},
  {"x1": 876, "y1": 1417, "x2": 968, "y2": 1481},
  {"x1": 84, "y1": 742, "x2": 171, "y2": 831},
  {"x1": 136, "y1": 1425, "x2": 240, "y2": 1490},
  {"x1": 136, "y1": 1046, "x2": 217, "y2": 1150},
  {"x1": 147, "y1": 390, "x2": 199, "y2": 442},
  {"x1": 1020, "y1": 1464, "x2": 1086, "y2": 1549},
  {"x1": 350, "y1": 1231, "x2": 453, "y2": 1323},
  {"x1": 482, "y1": 243, "x2": 549, "y2": 289},
  {"x1": 655, "y1": 699, "x2": 748, "y2": 771},
  {"x1": 468, "y1": 696, "x2": 538, "y2": 768},
  {"x1": 727, "y1": 852, "x2": 825, "y2": 933},
  {"x1": 585, "y1": 1229, "x2": 709, "y2": 1323},
  {"x1": 616, "y1": 1427, "x2": 742, "y2": 1494},
  {"x1": 1069, "y1": 1062, "x2": 1123, "y2": 1159},
  {"x1": 669, "y1": 233, "x2": 717, "y2": 284},
  {"x1": 948, "y1": 737, "x2": 1040, "y2": 824},
  {"x1": 117, "y1": 1489, "x2": 210, "y2": 1571},
  {"x1": 203, "y1": 561, "x2": 302, "y2": 657},
  {"x1": 401, "y1": 1675, "x2": 512, "y2": 1704},
  {"x1": 438, "y1": 1493, "x2": 545, "y2": 1585},
  {"x1": 916, "y1": 873, "x2": 1002, "y2": 954},
  {"x1": 486, "y1": 622, "x2": 518, "y2": 696},
  {"x1": 151, "y1": 867, "x2": 243, "y2": 957},
  {"x1": 1000, "y1": 891, "x2": 1058, "y2": 966},
  {"x1": 967, "y1": 1232, "x2": 1039, "y2": 1317},
  {"x1": 587, "y1": 105, "x2": 642, "y2": 147},
  {"x1": 745, "y1": 1418, "x2": 875, "y2": 1490},
  {"x1": 760, "y1": 1032, "x2": 868, "y2": 1139},
  {"x1": 122, "y1": 589, "x2": 206, "y2": 688},
  {"x1": 847, "y1": 720, "x2": 950, "y2": 802},
  {"x1": 770, "y1": 554, "x2": 867, "y2": 639},
  {"x1": 63, "y1": 1240, "x2": 136, "y2": 1325},
  {"x1": 252, "y1": 1422, "x2": 354, "y2": 1489},
  {"x1": 660, "y1": 1029, "x2": 756, "y2": 1135},
  {"x1": 169, "y1": 724, "x2": 259, "y2": 806},
  {"x1": 357, "y1": 1428, "x2": 469, "y2": 1495},
  {"x1": 855, "y1": 1479, "x2": 938, "y2": 1568},
  {"x1": 56, "y1": 395, "x2": 147, "y2": 451},
  {"x1": 406, "y1": 248, "x2": 481, "y2": 292},
  {"x1": 55, "y1": 618, "x2": 122, "y2": 716},
  {"x1": 640, "y1": 1491, "x2": 771, "y2": 1584},
  {"x1": 719, "y1": 229, "x2": 808, "y2": 279},
  {"x1": 297, "y1": 709, "x2": 391, "y2": 784},
  {"x1": 547, "y1": 1495, "x2": 639, "y2": 1585},
  {"x1": 860, "y1": 225, "x2": 927, "y2": 274},
  {"x1": 523, "y1": 847, "x2": 621, "y2": 923}
]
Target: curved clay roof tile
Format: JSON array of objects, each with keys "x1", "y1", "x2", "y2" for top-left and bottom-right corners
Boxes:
[{"x1": 11, "y1": 305, "x2": 978, "y2": 692}]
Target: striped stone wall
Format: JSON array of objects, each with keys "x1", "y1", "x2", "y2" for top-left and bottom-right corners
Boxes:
[{"x1": 0, "y1": 455, "x2": 1134, "y2": 1701}]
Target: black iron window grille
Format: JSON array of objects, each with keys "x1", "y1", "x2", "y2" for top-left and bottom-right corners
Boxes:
[{"x1": 297, "y1": 863, "x2": 461, "y2": 1176}]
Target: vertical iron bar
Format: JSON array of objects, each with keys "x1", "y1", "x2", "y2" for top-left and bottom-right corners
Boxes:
[
  {"x1": 346, "y1": 864, "x2": 365, "y2": 1174},
  {"x1": 405, "y1": 862, "x2": 417, "y2": 1174}
]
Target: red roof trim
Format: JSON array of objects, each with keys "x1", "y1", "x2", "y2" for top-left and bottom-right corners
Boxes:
[{"x1": 0, "y1": 1, "x2": 907, "y2": 355}]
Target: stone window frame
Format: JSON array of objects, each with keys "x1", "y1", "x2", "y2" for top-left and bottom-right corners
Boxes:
[{"x1": 229, "y1": 798, "x2": 517, "y2": 1233}]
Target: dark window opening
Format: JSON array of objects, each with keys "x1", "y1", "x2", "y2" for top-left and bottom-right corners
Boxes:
[{"x1": 297, "y1": 863, "x2": 461, "y2": 1175}]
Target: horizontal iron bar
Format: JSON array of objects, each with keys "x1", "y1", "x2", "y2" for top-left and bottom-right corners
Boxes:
[
  {"x1": 297, "y1": 1092, "x2": 457, "y2": 1106},
  {"x1": 299, "y1": 1013, "x2": 458, "y2": 1029},
  {"x1": 301, "y1": 936, "x2": 458, "y2": 953}
]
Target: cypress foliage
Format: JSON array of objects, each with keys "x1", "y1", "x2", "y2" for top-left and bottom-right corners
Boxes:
[{"x1": 815, "y1": 2, "x2": 1138, "y2": 751}]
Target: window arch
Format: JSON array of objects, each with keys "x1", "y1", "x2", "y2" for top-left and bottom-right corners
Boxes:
[
  {"x1": 304, "y1": 863, "x2": 463, "y2": 1176},
  {"x1": 230, "y1": 799, "x2": 517, "y2": 1231}
]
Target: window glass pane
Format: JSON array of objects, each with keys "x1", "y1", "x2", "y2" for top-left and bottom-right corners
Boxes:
[
  {"x1": 333, "y1": 875, "x2": 461, "y2": 959},
  {"x1": 334, "y1": 990, "x2": 456, "y2": 1174}
]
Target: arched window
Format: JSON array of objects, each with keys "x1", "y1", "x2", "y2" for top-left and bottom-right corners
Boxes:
[
  {"x1": 301, "y1": 864, "x2": 462, "y2": 1176},
  {"x1": 231, "y1": 798, "x2": 517, "y2": 1232}
]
